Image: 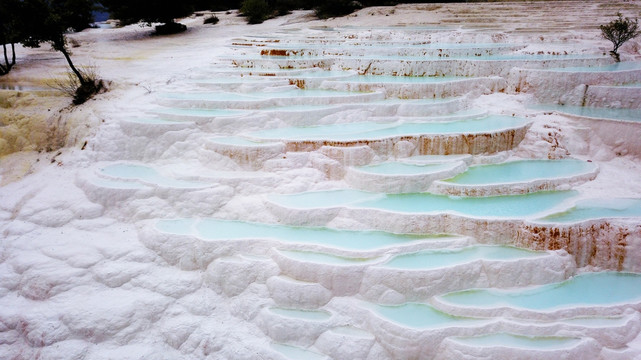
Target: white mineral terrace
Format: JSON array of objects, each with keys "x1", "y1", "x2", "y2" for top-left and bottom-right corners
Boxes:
[{"x1": 2, "y1": 1, "x2": 641, "y2": 359}]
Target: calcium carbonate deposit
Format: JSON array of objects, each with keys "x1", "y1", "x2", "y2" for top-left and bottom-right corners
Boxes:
[{"x1": 2, "y1": 1, "x2": 641, "y2": 359}]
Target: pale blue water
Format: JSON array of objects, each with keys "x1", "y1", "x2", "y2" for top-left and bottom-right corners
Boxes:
[
  {"x1": 438, "y1": 272, "x2": 641, "y2": 310},
  {"x1": 537, "y1": 198, "x2": 641, "y2": 223},
  {"x1": 532, "y1": 104, "x2": 641, "y2": 123},
  {"x1": 402, "y1": 154, "x2": 471, "y2": 164},
  {"x1": 269, "y1": 189, "x2": 577, "y2": 218},
  {"x1": 382, "y1": 246, "x2": 544, "y2": 270},
  {"x1": 249, "y1": 115, "x2": 529, "y2": 141},
  {"x1": 262, "y1": 104, "x2": 342, "y2": 112},
  {"x1": 154, "y1": 108, "x2": 248, "y2": 117},
  {"x1": 100, "y1": 164, "x2": 207, "y2": 188},
  {"x1": 194, "y1": 77, "x2": 279, "y2": 84},
  {"x1": 443, "y1": 160, "x2": 596, "y2": 184},
  {"x1": 355, "y1": 191, "x2": 577, "y2": 218},
  {"x1": 339, "y1": 75, "x2": 470, "y2": 84},
  {"x1": 0, "y1": 84, "x2": 50, "y2": 91},
  {"x1": 278, "y1": 250, "x2": 381, "y2": 265},
  {"x1": 159, "y1": 92, "x2": 260, "y2": 101},
  {"x1": 251, "y1": 89, "x2": 371, "y2": 98},
  {"x1": 371, "y1": 303, "x2": 485, "y2": 329},
  {"x1": 363, "y1": 116, "x2": 528, "y2": 136},
  {"x1": 248, "y1": 122, "x2": 394, "y2": 140},
  {"x1": 123, "y1": 117, "x2": 186, "y2": 125},
  {"x1": 156, "y1": 218, "x2": 449, "y2": 250},
  {"x1": 269, "y1": 307, "x2": 332, "y2": 321},
  {"x1": 288, "y1": 70, "x2": 356, "y2": 78},
  {"x1": 451, "y1": 333, "x2": 583, "y2": 349},
  {"x1": 268, "y1": 189, "x2": 377, "y2": 208},
  {"x1": 258, "y1": 42, "x2": 518, "y2": 50},
  {"x1": 547, "y1": 61, "x2": 641, "y2": 72},
  {"x1": 253, "y1": 53, "x2": 602, "y2": 61},
  {"x1": 209, "y1": 136, "x2": 279, "y2": 146},
  {"x1": 354, "y1": 162, "x2": 460, "y2": 175},
  {"x1": 90, "y1": 178, "x2": 148, "y2": 190},
  {"x1": 156, "y1": 218, "x2": 197, "y2": 235}
]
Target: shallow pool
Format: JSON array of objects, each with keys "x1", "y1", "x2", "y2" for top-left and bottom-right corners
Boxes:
[
  {"x1": 269, "y1": 189, "x2": 578, "y2": 218},
  {"x1": 352, "y1": 162, "x2": 461, "y2": 176},
  {"x1": 248, "y1": 115, "x2": 529, "y2": 141},
  {"x1": 442, "y1": 159, "x2": 596, "y2": 185},
  {"x1": 269, "y1": 307, "x2": 332, "y2": 321},
  {"x1": 382, "y1": 246, "x2": 544, "y2": 270},
  {"x1": 100, "y1": 164, "x2": 208, "y2": 188},
  {"x1": 532, "y1": 104, "x2": 641, "y2": 123},
  {"x1": 369, "y1": 302, "x2": 485, "y2": 329},
  {"x1": 153, "y1": 108, "x2": 249, "y2": 118},
  {"x1": 536, "y1": 198, "x2": 641, "y2": 223},
  {"x1": 336, "y1": 75, "x2": 472, "y2": 84},
  {"x1": 449, "y1": 333, "x2": 583, "y2": 349},
  {"x1": 155, "y1": 218, "x2": 451, "y2": 250},
  {"x1": 278, "y1": 250, "x2": 381, "y2": 265},
  {"x1": 437, "y1": 272, "x2": 641, "y2": 310},
  {"x1": 546, "y1": 61, "x2": 641, "y2": 72}
]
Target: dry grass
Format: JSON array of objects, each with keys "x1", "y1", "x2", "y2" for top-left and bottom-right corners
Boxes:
[{"x1": 46, "y1": 65, "x2": 99, "y2": 97}]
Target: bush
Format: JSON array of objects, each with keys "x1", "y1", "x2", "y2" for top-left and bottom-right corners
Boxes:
[
  {"x1": 240, "y1": 0, "x2": 271, "y2": 24},
  {"x1": 155, "y1": 21, "x2": 187, "y2": 35},
  {"x1": 48, "y1": 65, "x2": 106, "y2": 104},
  {"x1": 600, "y1": 12, "x2": 640, "y2": 62},
  {"x1": 315, "y1": 0, "x2": 362, "y2": 19},
  {"x1": 204, "y1": 14, "x2": 219, "y2": 24}
]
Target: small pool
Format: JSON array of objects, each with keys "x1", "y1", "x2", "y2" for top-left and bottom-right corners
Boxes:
[
  {"x1": 546, "y1": 61, "x2": 641, "y2": 72},
  {"x1": 209, "y1": 136, "x2": 281, "y2": 147},
  {"x1": 381, "y1": 246, "x2": 545, "y2": 270},
  {"x1": 256, "y1": 42, "x2": 519, "y2": 50},
  {"x1": 436, "y1": 272, "x2": 641, "y2": 310},
  {"x1": 532, "y1": 104, "x2": 641, "y2": 123},
  {"x1": 153, "y1": 108, "x2": 249, "y2": 118},
  {"x1": 448, "y1": 333, "x2": 583, "y2": 350},
  {"x1": 251, "y1": 89, "x2": 374, "y2": 99},
  {"x1": 368, "y1": 302, "x2": 486, "y2": 329},
  {"x1": 121, "y1": 117, "x2": 188, "y2": 125},
  {"x1": 100, "y1": 164, "x2": 208, "y2": 188},
  {"x1": 268, "y1": 189, "x2": 577, "y2": 219},
  {"x1": 441, "y1": 159, "x2": 597, "y2": 185},
  {"x1": 247, "y1": 115, "x2": 530, "y2": 141},
  {"x1": 159, "y1": 91, "x2": 261, "y2": 101},
  {"x1": 155, "y1": 218, "x2": 451, "y2": 251},
  {"x1": 400, "y1": 154, "x2": 472, "y2": 164},
  {"x1": 268, "y1": 307, "x2": 332, "y2": 321},
  {"x1": 334, "y1": 75, "x2": 473, "y2": 84},
  {"x1": 277, "y1": 250, "x2": 381, "y2": 265},
  {"x1": 536, "y1": 198, "x2": 641, "y2": 223},
  {"x1": 353, "y1": 162, "x2": 462, "y2": 176}
]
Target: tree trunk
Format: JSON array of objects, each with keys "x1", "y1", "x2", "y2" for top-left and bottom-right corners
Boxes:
[
  {"x1": 55, "y1": 37, "x2": 86, "y2": 85},
  {"x1": 0, "y1": 43, "x2": 13, "y2": 75},
  {"x1": 610, "y1": 50, "x2": 621, "y2": 63}
]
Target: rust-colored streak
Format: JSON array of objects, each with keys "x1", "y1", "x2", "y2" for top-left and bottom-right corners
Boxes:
[
  {"x1": 517, "y1": 222, "x2": 633, "y2": 271},
  {"x1": 260, "y1": 49, "x2": 289, "y2": 56}
]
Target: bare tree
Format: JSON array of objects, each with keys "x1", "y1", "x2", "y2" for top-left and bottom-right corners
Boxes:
[{"x1": 601, "y1": 12, "x2": 640, "y2": 62}]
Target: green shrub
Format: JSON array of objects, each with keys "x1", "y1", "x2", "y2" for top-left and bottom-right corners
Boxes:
[
  {"x1": 204, "y1": 14, "x2": 219, "y2": 24},
  {"x1": 315, "y1": 0, "x2": 362, "y2": 19},
  {"x1": 240, "y1": 0, "x2": 271, "y2": 24},
  {"x1": 600, "y1": 12, "x2": 640, "y2": 62}
]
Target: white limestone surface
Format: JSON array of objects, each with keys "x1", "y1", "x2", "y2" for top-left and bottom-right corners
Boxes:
[{"x1": 2, "y1": 2, "x2": 641, "y2": 359}]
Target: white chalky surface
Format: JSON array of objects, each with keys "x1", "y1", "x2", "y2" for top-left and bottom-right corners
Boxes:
[{"x1": 2, "y1": 2, "x2": 641, "y2": 359}]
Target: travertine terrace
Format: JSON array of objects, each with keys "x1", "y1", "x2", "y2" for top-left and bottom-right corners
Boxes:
[{"x1": 2, "y1": 1, "x2": 641, "y2": 359}]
